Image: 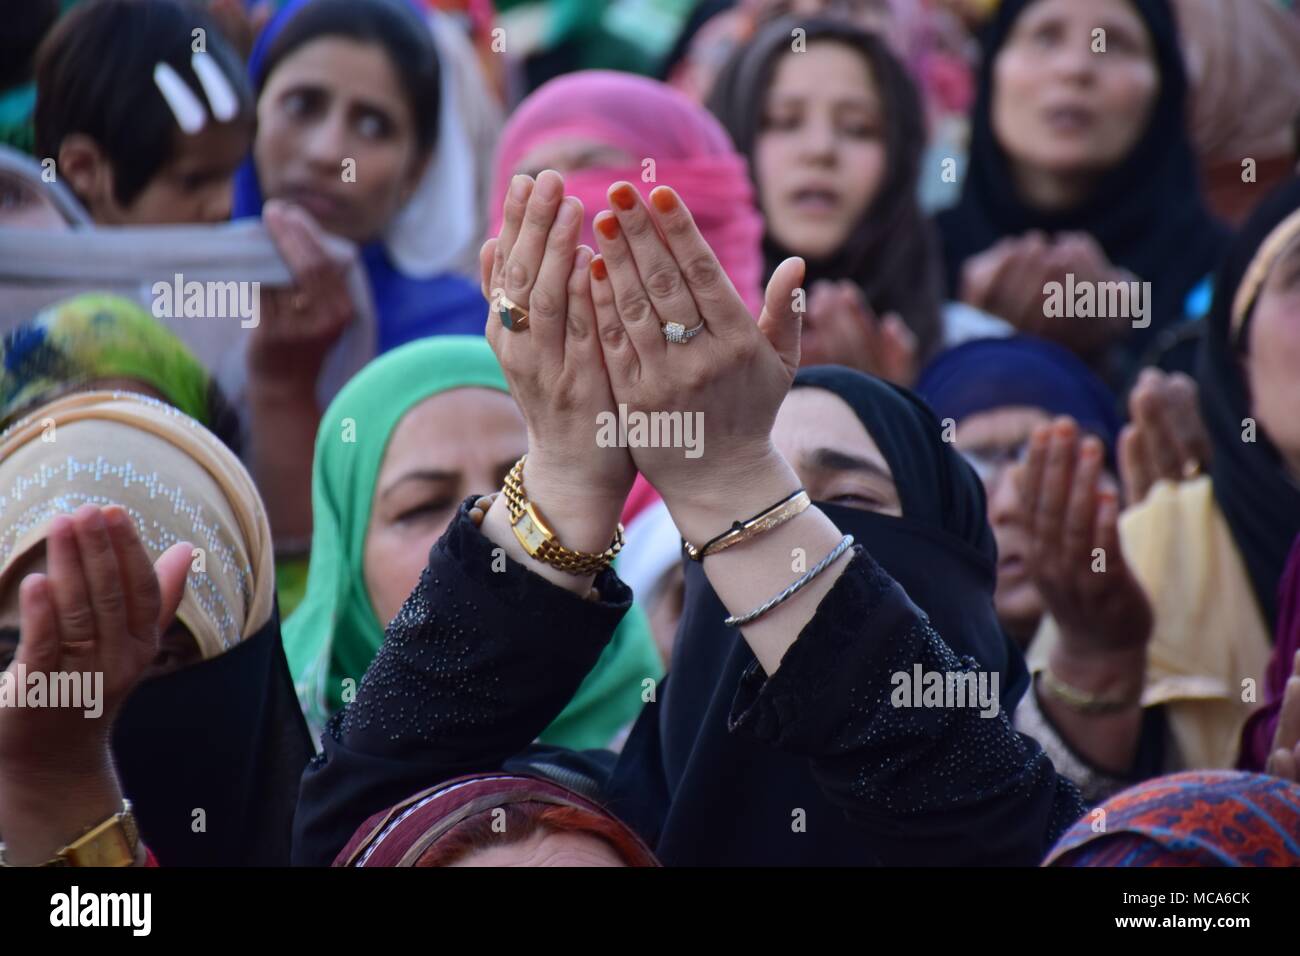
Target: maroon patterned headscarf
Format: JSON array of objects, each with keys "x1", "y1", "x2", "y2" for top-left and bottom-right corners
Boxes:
[{"x1": 334, "y1": 773, "x2": 660, "y2": 867}]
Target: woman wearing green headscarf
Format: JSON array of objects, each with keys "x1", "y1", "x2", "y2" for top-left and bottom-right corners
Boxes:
[{"x1": 282, "y1": 335, "x2": 662, "y2": 749}]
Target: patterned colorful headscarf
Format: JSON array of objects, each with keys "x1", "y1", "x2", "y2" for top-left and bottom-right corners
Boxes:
[
  {"x1": 1, "y1": 293, "x2": 212, "y2": 428},
  {"x1": 1045, "y1": 771, "x2": 1300, "y2": 866}
]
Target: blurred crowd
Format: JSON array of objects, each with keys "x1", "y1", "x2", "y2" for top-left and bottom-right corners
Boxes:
[{"x1": 0, "y1": 0, "x2": 1299, "y2": 869}]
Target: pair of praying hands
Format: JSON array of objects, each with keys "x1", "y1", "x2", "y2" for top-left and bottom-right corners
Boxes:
[
  {"x1": 0, "y1": 507, "x2": 191, "y2": 865},
  {"x1": 478, "y1": 170, "x2": 806, "y2": 551}
]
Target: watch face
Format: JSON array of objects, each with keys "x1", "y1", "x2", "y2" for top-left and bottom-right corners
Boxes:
[{"x1": 513, "y1": 512, "x2": 548, "y2": 553}]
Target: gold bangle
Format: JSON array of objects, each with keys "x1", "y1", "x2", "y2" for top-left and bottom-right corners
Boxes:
[
  {"x1": 683, "y1": 489, "x2": 810, "y2": 561},
  {"x1": 1038, "y1": 669, "x2": 1140, "y2": 715},
  {"x1": 502, "y1": 456, "x2": 623, "y2": 575}
]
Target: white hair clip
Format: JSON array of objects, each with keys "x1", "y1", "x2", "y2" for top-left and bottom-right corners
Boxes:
[
  {"x1": 152, "y1": 61, "x2": 207, "y2": 134},
  {"x1": 191, "y1": 52, "x2": 238, "y2": 123}
]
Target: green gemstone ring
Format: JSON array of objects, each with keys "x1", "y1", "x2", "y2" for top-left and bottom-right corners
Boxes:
[{"x1": 493, "y1": 290, "x2": 530, "y2": 332}]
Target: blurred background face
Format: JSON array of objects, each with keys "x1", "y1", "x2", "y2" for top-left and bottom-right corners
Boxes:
[
  {"x1": 1245, "y1": 233, "x2": 1300, "y2": 478},
  {"x1": 955, "y1": 406, "x2": 1051, "y2": 644},
  {"x1": 254, "y1": 37, "x2": 425, "y2": 244},
  {"x1": 513, "y1": 139, "x2": 636, "y2": 178},
  {"x1": 755, "y1": 40, "x2": 886, "y2": 260},
  {"x1": 992, "y1": 0, "x2": 1158, "y2": 187},
  {"x1": 772, "y1": 388, "x2": 902, "y2": 516},
  {"x1": 363, "y1": 389, "x2": 526, "y2": 627},
  {"x1": 65, "y1": 121, "x2": 251, "y2": 226},
  {"x1": 0, "y1": 170, "x2": 67, "y2": 229}
]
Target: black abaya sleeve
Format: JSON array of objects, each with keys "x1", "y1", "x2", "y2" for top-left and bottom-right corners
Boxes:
[
  {"x1": 290, "y1": 497, "x2": 633, "y2": 866},
  {"x1": 727, "y1": 546, "x2": 1088, "y2": 866}
]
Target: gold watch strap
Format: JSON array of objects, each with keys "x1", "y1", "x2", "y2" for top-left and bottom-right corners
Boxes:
[
  {"x1": 502, "y1": 456, "x2": 623, "y2": 575},
  {"x1": 0, "y1": 799, "x2": 139, "y2": 867}
]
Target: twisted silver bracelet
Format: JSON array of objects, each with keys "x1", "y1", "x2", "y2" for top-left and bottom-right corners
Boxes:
[{"x1": 724, "y1": 535, "x2": 854, "y2": 628}]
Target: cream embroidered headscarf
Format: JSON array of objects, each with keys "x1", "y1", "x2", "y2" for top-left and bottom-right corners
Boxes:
[{"x1": 0, "y1": 391, "x2": 273, "y2": 659}]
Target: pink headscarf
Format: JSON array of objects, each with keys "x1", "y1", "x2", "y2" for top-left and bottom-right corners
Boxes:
[{"x1": 490, "y1": 70, "x2": 765, "y2": 316}]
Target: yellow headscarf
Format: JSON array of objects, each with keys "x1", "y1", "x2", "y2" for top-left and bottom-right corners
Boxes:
[{"x1": 0, "y1": 391, "x2": 273, "y2": 659}]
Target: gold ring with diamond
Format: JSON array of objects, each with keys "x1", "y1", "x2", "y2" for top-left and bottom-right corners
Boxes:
[
  {"x1": 662, "y1": 320, "x2": 704, "y2": 344},
  {"x1": 493, "y1": 289, "x2": 530, "y2": 331}
]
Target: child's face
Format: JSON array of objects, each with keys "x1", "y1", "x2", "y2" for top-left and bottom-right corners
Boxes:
[{"x1": 79, "y1": 119, "x2": 253, "y2": 226}]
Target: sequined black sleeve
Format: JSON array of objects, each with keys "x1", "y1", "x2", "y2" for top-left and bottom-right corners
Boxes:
[
  {"x1": 291, "y1": 498, "x2": 632, "y2": 866},
  {"x1": 728, "y1": 547, "x2": 1088, "y2": 865}
]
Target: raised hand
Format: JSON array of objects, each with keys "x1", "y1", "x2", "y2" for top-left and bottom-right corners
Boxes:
[
  {"x1": 249, "y1": 199, "x2": 355, "y2": 387},
  {"x1": 0, "y1": 505, "x2": 191, "y2": 865},
  {"x1": 480, "y1": 170, "x2": 636, "y2": 558},
  {"x1": 586, "y1": 180, "x2": 806, "y2": 542},
  {"x1": 1016, "y1": 418, "x2": 1152, "y2": 772},
  {"x1": 1019, "y1": 418, "x2": 1151, "y2": 653},
  {"x1": 586, "y1": 180, "x2": 861, "y2": 675},
  {"x1": 1119, "y1": 368, "x2": 1211, "y2": 505},
  {"x1": 961, "y1": 232, "x2": 1054, "y2": 331},
  {"x1": 962, "y1": 231, "x2": 1131, "y2": 357},
  {"x1": 246, "y1": 200, "x2": 357, "y2": 546},
  {"x1": 803, "y1": 279, "x2": 918, "y2": 385}
]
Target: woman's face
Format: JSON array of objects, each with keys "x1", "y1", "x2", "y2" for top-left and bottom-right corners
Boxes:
[
  {"x1": 1245, "y1": 233, "x2": 1300, "y2": 477},
  {"x1": 772, "y1": 388, "x2": 902, "y2": 516},
  {"x1": 512, "y1": 138, "x2": 637, "y2": 180},
  {"x1": 363, "y1": 389, "x2": 527, "y2": 628},
  {"x1": 955, "y1": 406, "x2": 1053, "y2": 644},
  {"x1": 254, "y1": 37, "x2": 425, "y2": 244},
  {"x1": 755, "y1": 41, "x2": 887, "y2": 261},
  {"x1": 992, "y1": 0, "x2": 1158, "y2": 184}
]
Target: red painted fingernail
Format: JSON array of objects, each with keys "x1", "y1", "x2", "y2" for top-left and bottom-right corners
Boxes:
[
  {"x1": 651, "y1": 187, "x2": 676, "y2": 213},
  {"x1": 595, "y1": 214, "x2": 620, "y2": 240},
  {"x1": 609, "y1": 183, "x2": 636, "y2": 211},
  {"x1": 590, "y1": 256, "x2": 608, "y2": 280}
]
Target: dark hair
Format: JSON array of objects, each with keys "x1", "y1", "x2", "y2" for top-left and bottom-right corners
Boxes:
[
  {"x1": 34, "y1": 0, "x2": 253, "y2": 207},
  {"x1": 708, "y1": 16, "x2": 944, "y2": 360},
  {"x1": 0, "y1": 0, "x2": 59, "y2": 90},
  {"x1": 257, "y1": 0, "x2": 440, "y2": 156}
]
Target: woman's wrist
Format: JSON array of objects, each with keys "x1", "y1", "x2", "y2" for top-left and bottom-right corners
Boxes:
[
  {"x1": 0, "y1": 755, "x2": 123, "y2": 865},
  {"x1": 520, "y1": 452, "x2": 627, "y2": 554},
  {"x1": 1047, "y1": 639, "x2": 1146, "y2": 705},
  {"x1": 479, "y1": 452, "x2": 627, "y2": 597},
  {"x1": 661, "y1": 445, "x2": 802, "y2": 549}
]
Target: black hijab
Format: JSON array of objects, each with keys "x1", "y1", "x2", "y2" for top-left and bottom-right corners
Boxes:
[
  {"x1": 936, "y1": 0, "x2": 1227, "y2": 356},
  {"x1": 111, "y1": 606, "x2": 314, "y2": 866},
  {"x1": 708, "y1": 17, "x2": 945, "y2": 360},
  {"x1": 649, "y1": 367, "x2": 1028, "y2": 865},
  {"x1": 1197, "y1": 178, "x2": 1300, "y2": 634}
]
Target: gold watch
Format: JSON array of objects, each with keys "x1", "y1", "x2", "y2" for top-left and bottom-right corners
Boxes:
[
  {"x1": 0, "y1": 799, "x2": 140, "y2": 867},
  {"x1": 502, "y1": 456, "x2": 623, "y2": 575}
]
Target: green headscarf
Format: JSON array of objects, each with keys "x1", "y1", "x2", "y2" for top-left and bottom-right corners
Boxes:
[
  {"x1": 283, "y1": 336, "x2": 661, "y2": 748},
  {"x1": 1, "y1": 293, "x2": 212, "y2": 427}
]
